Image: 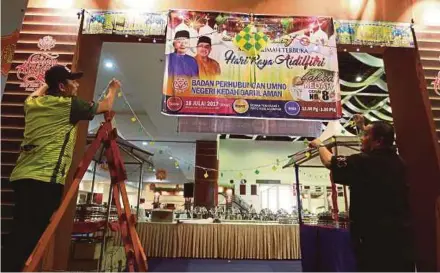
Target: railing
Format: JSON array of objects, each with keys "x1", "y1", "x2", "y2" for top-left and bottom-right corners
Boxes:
[{"x1": 218, "y1": 192, "x2": 251, "y2": 212}]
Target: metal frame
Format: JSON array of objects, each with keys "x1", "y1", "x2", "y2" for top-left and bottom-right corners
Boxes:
[{"x1": 284, "y1": 136, "x2": 362, "y2": 226}]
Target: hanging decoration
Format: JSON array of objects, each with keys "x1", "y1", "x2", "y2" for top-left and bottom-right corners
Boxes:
[
  {"x1": 1, "y1": 29, "x2": 19, "y2": 76},
  {"x1": 334, "y1": 20, "x2": 414, "y2": 48},
  {"x1": 233, "y1": 23, "x2": 269, "y2": 56},
  {"x1": 82, "y1": 10, "x2": 167, "y2": 36},
  {"x1": 155, "y1": 169, "x2": 167, "y2": 180},
  {"x1": 99, "y1": 160, "x2": 109, "y2": 171},
  {"x1": 349, "y1": 53, "x2": 384, "y2": 68},
  {"x1": 215, "y1": 14, "x2": 227, "y2": 25}
]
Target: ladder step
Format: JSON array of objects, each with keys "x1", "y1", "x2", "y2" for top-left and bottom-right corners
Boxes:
[
  {"x1": 1, "y1": 151, "x2": 20, "y2": 165},
  {"x1": 1, "y1": 203, "x2": 15, "y2": 218},
  {"x1": 25, "y1": 7, "x2": 79, "y2": 17},
  {"x1": 24, "y1": 14, "x2": 79, "y2": 25},
  {"x1": 17, "y1": 33, "x2": 78, "y2": 44},
  {"x1": 21, "y1": 23, "x2": 78, "y2": 35},
  {"x1": 1, "y1": 165, "x2": 15, "y2": 178},
  {"x1": 1, "y1": 139, "x2": 23, "y2": 152},
  {"x1": 0, "y1": 104, "x2": 24, "y2": 116},
  {"x1": 1, "y1": 94, "x2": 27, "y2": 106},
  {"x1": 0, "y1": 189, "x2": 14, "y2": 203},
  {"x1": 15, "y1": 41, "x2": 75, "y2": 52},
  {"x1": 1, "y1": 115, "x2": 25, "y2": 127},
  {"x1": 1, "y1": 127, "x2": 25, "y2": 140}
]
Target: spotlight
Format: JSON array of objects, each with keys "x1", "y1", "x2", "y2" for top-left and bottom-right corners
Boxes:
[
  {"x1": 169, "y1": 156, "x2": 173, "y2": 160},
  {"x1": 356, "y1": 76, "x2": 362, "y2": 82},
  {"x1": 356, "y1": 48, "x2": 360, "y2": 52},
  {"x1": 104, "y1": 61, "x2": 113, "y2": 69},
  {"x1": 343, "y1": 48, "x2": 347, "y2": 52},
  {"x1": 142, "y1": 141, "x2": 148, "y2": 146}
]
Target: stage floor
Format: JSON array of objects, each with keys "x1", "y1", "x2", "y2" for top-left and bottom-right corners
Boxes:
[{"x1": 147, "y1": 258, "x2": 302, "y2": 272}]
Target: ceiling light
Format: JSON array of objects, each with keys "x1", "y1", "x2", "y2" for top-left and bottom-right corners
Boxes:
[
  {"x1": 356, "y1": 76, "x2": 362, "y2": 82},
  {"x1": 263, "y1": 135, "x2": 266, "y2": 138},
  {"x1": 343, "y1": 48, "x2": 347, "y2": 52},
  {"x1": 104, "y1": 61, "x2": 113, "y2": 68},
  {"x1": 356, "y1": 48, "x2": 360, "y2": 52},
  {"x1": 169, "y1": 156, "x2": 173, "y2": 160},
  {"x1": 142, "y1": 141, "x2": 148, "y2": 146}
]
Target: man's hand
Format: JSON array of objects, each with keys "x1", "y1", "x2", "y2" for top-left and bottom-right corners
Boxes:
[
  {"x1": 29, "y1": 83, "x2": 48, "y2": 97},
  {"x1": 310, "y1": 138, "x2": 333, "y2": 168},
  {"x1": 108, "y1": 78, "x2": 121, "y2": 91},
  {"x1": 97, "y1": 78, "x2": 121, "y2": 114},
  {"x1": 309, "y1": 139, "x2": 323, "y2": 149},
  {"x1": 353, "y1": 114, "x2": 366, "y2": 130}
]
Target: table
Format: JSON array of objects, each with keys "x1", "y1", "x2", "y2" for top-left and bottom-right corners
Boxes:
[
  {"x1": 300, "y1": 225, "x2": 356, "y2": 272},
  {"x1": 111, "y1": 222, "x2": 300, "y2": 260}
]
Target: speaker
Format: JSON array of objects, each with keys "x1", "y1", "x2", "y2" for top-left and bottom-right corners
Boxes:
[{"x1": 183, "y1": 182, "x2": 194, "y2": 198}]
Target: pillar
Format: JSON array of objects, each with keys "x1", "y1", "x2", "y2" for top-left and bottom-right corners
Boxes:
[
  {"x1": 49, "y1": 34, "x2": 104, "y2": 270},
  {"x1": 194, "y1": 141, "x2": 218, "y2": 208},
  {"x1": 384, "y1": 47, "x2": 440, "y2": 272}
]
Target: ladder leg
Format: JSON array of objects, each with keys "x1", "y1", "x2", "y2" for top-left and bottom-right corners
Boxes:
[{"x1": 105, "y1": 136, "x2": 148, "y2": 272}]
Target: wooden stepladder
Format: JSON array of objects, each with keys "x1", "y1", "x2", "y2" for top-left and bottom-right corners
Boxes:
[{"x1": 23, "y1": 111, "x2": 148, "y2": 272}]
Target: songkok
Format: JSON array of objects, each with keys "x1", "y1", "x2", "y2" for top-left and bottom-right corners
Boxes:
[{"x1": 174, "y1": 30, "x2": 190, "y2": 39}]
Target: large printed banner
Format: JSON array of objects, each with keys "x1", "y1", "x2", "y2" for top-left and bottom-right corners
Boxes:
[
  {"x1": 162, "y1": 10, "x2": 342, "y2": 120},
  {"x1": 335, "y1": 20, "x2": 414, "y2": 48}
]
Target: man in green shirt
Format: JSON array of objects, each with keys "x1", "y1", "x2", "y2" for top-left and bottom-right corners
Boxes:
[{"x1": 5, "y1": 65, "x2": 121, "y2": 271}]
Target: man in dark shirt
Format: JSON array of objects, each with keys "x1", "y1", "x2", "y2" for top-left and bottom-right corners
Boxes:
[{"x1": 310, "y1": 115, "x2": 414, "y2": 272}]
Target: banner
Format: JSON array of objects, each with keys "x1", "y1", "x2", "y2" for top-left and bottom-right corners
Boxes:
[
  {"x1": 334, "y1": 20, "x2": 414, "y2": 48},
  {"x1": 1, "y1": 30, "x2": 19, "y2": 76},
  {"x1": 82, "y1": 10, "x2": 167, "y2": 36},
  {"x1": 162, "y1": 10, "x2": 342, "y2": 120}
]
